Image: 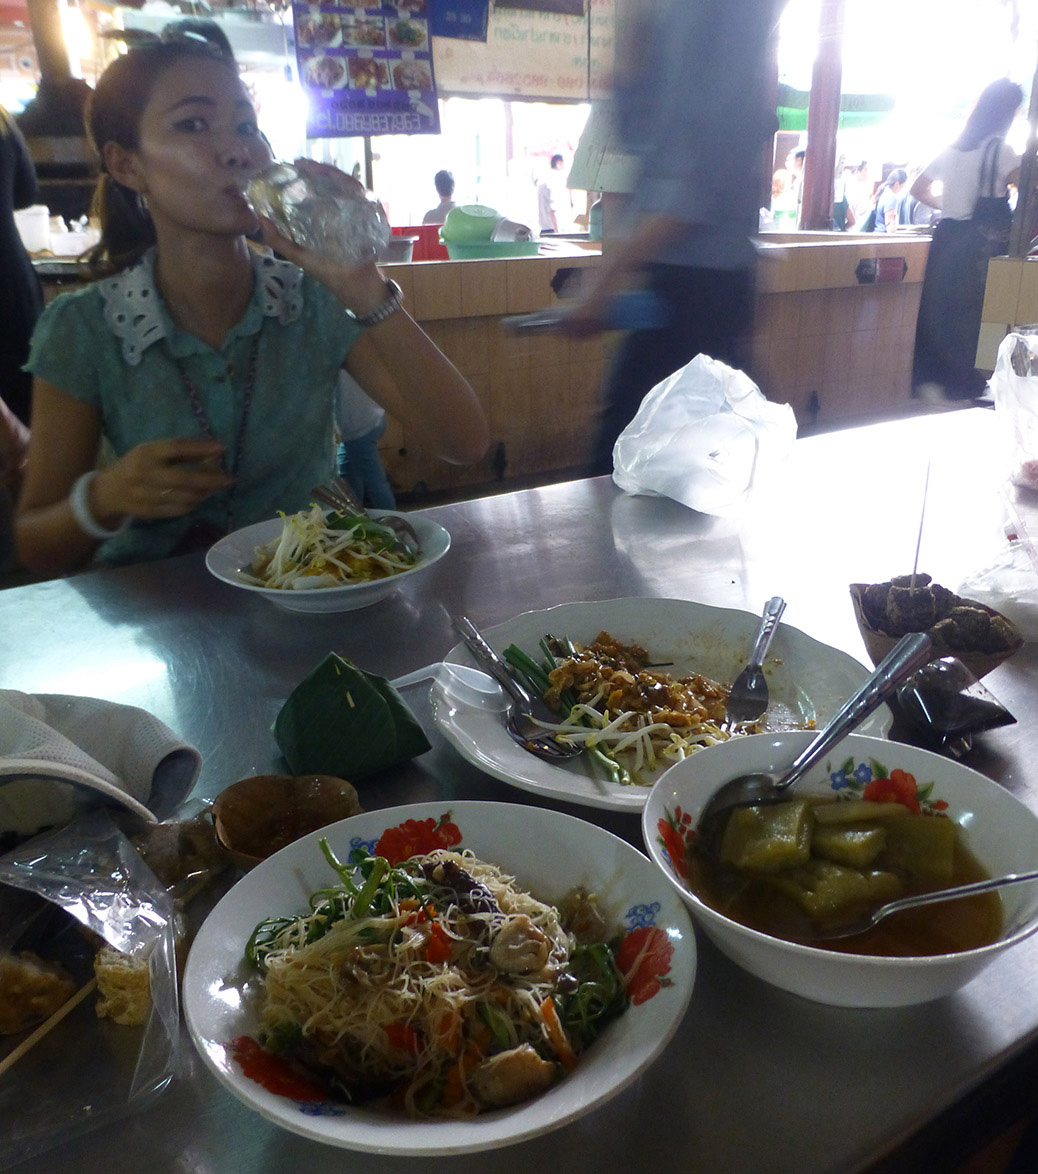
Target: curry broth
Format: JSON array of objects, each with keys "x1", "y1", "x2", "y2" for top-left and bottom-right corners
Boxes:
[{"x1": 687, "y1": 803, "x2": 1003, "y2": 958}]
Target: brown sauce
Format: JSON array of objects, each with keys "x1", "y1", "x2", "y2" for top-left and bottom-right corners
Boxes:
[{"x1": 688, "y1": 812, "x2": 1003, "y2": 958}]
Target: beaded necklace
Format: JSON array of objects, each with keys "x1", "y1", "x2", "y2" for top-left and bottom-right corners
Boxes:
[{"x1": 175, "y1": 334, "x2": 259, "y2": 531}]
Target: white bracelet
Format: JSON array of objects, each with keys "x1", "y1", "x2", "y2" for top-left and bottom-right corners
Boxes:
[{"x1": 69, "y1": 471, "x2": 130, "y2": 540}]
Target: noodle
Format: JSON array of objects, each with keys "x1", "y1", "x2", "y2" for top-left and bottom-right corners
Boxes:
[{"x1": 247, "y1": 846, "x2": 628, "y2": 1117}]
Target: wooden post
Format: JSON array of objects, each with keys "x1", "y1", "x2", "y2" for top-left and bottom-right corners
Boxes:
[{"x1": 800, "y1": 0, "x2": 844, "y2": 231}]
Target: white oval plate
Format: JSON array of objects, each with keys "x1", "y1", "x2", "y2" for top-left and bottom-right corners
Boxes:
[
  {"x1": 204, "y1": 511, "x2": 450, "y2": 613},
  {"x1": 183, "y1": 800, "x2": 695, "y2": 1155},
  {"x1": 433, "y1": 598, "x2": 891, "y2": 812}
]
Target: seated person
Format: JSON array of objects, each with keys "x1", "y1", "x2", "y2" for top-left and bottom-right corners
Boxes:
[{"x1": 16, "y1": 40, "x2": 487, "y2": 576}]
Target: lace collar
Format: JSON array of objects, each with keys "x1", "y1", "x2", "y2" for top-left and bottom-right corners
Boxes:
[{"x1": 97, "y1": 248, "x2": 304, "y2": 366}]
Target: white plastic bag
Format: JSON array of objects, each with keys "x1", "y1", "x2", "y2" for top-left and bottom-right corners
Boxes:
[
  {"x1": 991, "y1": 330, "x2": 1038, "y2": 490},
  {"x1": 612, "y1": 354, "x2": 797, "y2": 516}
]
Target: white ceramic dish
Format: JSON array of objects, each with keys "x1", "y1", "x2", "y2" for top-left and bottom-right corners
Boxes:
[
  {"x1": 432, "y1": 598, "x2": 891, "y2": 813},
  {"x1": 643, "y1": 731, "x2": 1038, "y2": 1008},
  {"x1": 183, "y1": 800, "x2": 695, "y2": 1155},
  {"x1": 204, "y1": 511, "x2": 450, "y2": 613}
]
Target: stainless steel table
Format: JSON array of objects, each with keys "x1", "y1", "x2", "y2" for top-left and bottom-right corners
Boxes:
[{"x1": 3, "y1": 407, "x2": 1037, "y2": 1173}]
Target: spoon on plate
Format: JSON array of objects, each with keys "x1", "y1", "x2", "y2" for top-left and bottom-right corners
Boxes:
[
  {"x1": 697, "y1": 632, "x2": 933, "y2": 857},
  {"x1": 797, "y1": 869, "x2": 1038, "y2": 942}
]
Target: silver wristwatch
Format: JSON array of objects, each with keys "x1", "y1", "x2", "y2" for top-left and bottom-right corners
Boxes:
[{"x1": 353, "y1": 279, "x2": 404, "y2": 327}]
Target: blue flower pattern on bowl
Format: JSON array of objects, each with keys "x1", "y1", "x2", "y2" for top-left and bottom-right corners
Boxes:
[{"x1": 624, "y1": 901, "x2": 661, "y2": 929}]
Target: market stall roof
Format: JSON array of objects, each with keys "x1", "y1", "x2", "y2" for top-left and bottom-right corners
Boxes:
[{"x1": 777, "y1": 82, "x2": 895, "y2": 130}]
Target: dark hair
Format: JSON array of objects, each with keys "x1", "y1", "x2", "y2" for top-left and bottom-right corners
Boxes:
[
  {"x1": 956, "y1": 78, "x2": 1023, "y2": 151},
  {"x1": 550, "y1": 153, "x2": 564, "y2": 168},
  {"x1": 161, "y1": 18, "x2": 236, "y2": 62},
  {"x1": 433, "y1": 169, "x2": 454, "y2": 197},
  {"x1": 887, "y1": 168, "x2": 908, "y2": 186},
  {"x1": 85, "y1": 40, "x2": 238, "y2": 277}
]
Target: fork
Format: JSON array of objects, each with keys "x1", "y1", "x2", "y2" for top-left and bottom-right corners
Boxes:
[
  {"x1": 452, "y1": 616, "x2": 583, "y2": 762},
  {"x1": 311, "y1": 476, "x2": 420, "y2": 556},
  {"x1": 722, "y1": 595, "x2": 787, "y2": 732}
]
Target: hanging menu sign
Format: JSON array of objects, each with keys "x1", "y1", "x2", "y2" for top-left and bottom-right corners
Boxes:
[{"x1": 294, "y1": 2, "x2": 440, "y2": 138}]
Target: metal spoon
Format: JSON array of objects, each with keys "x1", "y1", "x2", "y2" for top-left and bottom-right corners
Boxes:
[
  {"x1": 311, "y1": 477, "x2": 420, "y2": 556},
  {"x1": 721, "y1": 595, "x2": 787, "y2": 731},
  {"x1": 800, "y1": 870, "x2": 1038, "y2": 942},
  {"x1": 452, "y1": 616, "x2": 583, "y2": 762},
  {"x1": 697, "y1": 632, "x2": 933, "y2": 857}
]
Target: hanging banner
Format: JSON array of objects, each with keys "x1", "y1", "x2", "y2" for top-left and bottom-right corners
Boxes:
[
  {"x1": 432, "y1": 0, "x2": 613, "y2": 102},
  {"x1": 429, "y1": 0, "x2": 490, "y2": 42},
  {"x1": 294, "y1": 2, "x2": 440, "y2": 138},
  {"x1": 494, "y1": 0, "x2": 586, "y2": 12}
]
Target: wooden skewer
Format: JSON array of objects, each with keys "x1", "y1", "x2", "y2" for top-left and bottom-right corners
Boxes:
[
  {"x1": 910, "y1": 459, "x2": 931, "y2": 590},
  {"x1": 0, "y1": 977, "x2": 98, "y2": 1079}
]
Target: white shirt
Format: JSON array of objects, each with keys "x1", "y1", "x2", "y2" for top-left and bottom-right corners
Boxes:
[{"x1": 923, "y1": 136, "x2": 1020, "y2": 221}]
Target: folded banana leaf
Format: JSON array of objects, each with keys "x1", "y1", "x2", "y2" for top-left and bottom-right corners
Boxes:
[{"x1": 274, "y1": 653, "x2": 431, "y2": 780}]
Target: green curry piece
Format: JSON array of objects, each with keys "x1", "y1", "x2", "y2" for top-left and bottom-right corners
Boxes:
[
  {"x1": 882, "y1": 813, "x2": 958, "y2": 884},
  {"x1": 810, "y1": 800, "x2": 909, "y2": 825},
  {"x1": 767, "y1": 858, "x2": 903, "y2": 918},
  {"x1": 810, "y1": 822, "x2": 888, "y2": 868},
  {"x1": 720, "y1": 799, "x2": 812, "y2": 873}
]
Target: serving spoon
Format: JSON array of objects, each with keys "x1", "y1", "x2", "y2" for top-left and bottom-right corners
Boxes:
[
  {"x1": 798, "y1": 869, "x2": 1038, "y2": 942},
  {"x1": 697, "y1": 631, "x2": 934, "y2": 857}
]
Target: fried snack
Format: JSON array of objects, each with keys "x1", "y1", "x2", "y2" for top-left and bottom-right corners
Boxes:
[
  {"x1": 859, "y1": 574, "x2": 1018, "y2": 654},
  {"x1": 0, "y1": 950, "x2": 77, "y2": 1035},
  {"x1": 94, "y1": 946, "x2": 151, "y2": 1026}
]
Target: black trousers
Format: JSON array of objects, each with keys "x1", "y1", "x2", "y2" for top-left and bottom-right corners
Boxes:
[
  {"x1": 912, "y1": 217, "x2": 994, "y2": 399},
  {"x1": 590, "y1": 263, "x2": 754, "y2": 475}
]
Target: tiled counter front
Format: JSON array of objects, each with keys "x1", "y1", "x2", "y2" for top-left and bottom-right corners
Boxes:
[
  {"x1": 750, "y1": 235, "x2": 931, "y2": 429},
  {"x1": 379, "y1": 252, "x2": 616, "y2": 498},
  {"x1": 977, "y1": 256, "x2": 1038, "y2": 369}
]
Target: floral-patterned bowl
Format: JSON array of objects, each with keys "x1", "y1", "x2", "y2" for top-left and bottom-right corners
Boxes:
[
  {"x1": 642, "y1": 732, "x2": 1038, "y2": 1008},
  {"x1": 183, "y1": 801, "x2": 696, "y2": 1154}
]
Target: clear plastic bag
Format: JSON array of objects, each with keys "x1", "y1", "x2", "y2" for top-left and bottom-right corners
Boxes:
[
  {"x1": 612, "y1": 354, "x2": 797, "y2": 516},
  {"x1": 248, "y1": 161, "x2": 390, "y2": 265},
  {"x1": 0, "y1": 811, "x2": 179, "y2": 1168},
  {"x1": 991, "y1": 329, "x2": 1038, "y2": 490}
]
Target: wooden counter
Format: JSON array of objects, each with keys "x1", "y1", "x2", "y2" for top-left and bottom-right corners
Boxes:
[
  {"x1": 33, "y1": 233, "x2": 935, "y2": 500},
  {"x1": 751, "y1": 232, "x2": 931, "y2": 429}
]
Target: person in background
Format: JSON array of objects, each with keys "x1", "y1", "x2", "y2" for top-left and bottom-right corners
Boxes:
[
  {"x1": 336, "y1": 370, "x2": 396, "y2": 509},
  {"x1": 846, "y1": 161, "x2": 874, "y2": 230},
  {"x1": 422, "y1": 170, "x2": 456, "y2": 225},
  {"x1": 832, "y1": 155, "x2": 855, "y2": 230},
  {"x1": 911, "y1": 78, "x2": 1023, "y2": 400},
  {"x1": 15, "y1": 39, "x2": 486, "y2": 576},
  {"x1": 1, "y1": 103, "x2": 44, "y2": 428},
  {"x1": 537, "y1": 154, "x2": 565, "y2": 234},
  {"x1": 870, "y1": 168, "x2": 908, "y2": 232},
  {"x1": 560, "y1": 0, "x2": 784, "y2": 474}
]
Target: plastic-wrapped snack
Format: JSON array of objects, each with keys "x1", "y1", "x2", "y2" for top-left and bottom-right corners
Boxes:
[{"x1": 248, "y1": 162, "x2": 390, "y2": 265}]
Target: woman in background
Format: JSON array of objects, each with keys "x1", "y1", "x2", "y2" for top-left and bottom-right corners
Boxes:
[
  {"x1": 16, "y1": 39, "x2": 486, "y2": 576},
  {"x1": 0, "y1": 104, "x2": 43, "y2": 427},
  {"x1": 911, "y1": 78, "x2": 1023, "y2": 399}
]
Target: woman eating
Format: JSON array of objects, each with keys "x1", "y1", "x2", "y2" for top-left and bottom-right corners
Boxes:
[{"x1": 15, "y1": 39, "x2": 487, "y2": 575}]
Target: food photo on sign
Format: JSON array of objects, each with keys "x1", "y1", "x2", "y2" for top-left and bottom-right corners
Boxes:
[{"x1": 293, "y1": 3, "x2": 440, "y2": 137}]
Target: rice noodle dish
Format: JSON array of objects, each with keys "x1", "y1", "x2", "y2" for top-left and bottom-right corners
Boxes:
[
  {"x1": 244, "y1": 506, "x2": 418, "y2": 590},
  {"x1": 242, "y1": 841, "x2": 631, "y2": 1117},
  {"x1": 505, "y1": 631, "x2": 740, "y2": 786}
]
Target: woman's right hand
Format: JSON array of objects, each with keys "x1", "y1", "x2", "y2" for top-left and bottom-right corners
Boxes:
[{"x1": 90, "y1": 437, "x2": 233, "y2": 526}]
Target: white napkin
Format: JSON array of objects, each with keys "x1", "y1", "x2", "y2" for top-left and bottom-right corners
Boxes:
[{"x1": 0, "y1": 690, "x2": 202, "y2": 834}]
